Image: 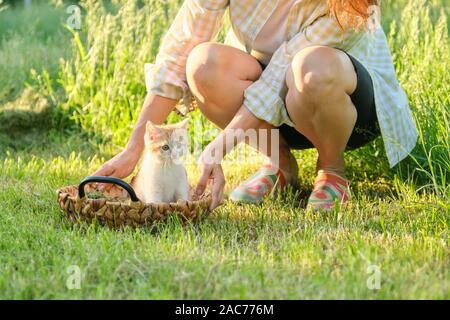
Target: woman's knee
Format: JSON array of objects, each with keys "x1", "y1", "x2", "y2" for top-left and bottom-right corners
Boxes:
[
  {"x1": 287, "y1": 46, "x2": 344, "y2": 96},
  {"x1": 187, "y1": 43, "x2": 263, "y2": 97},
  {"x1": 285, "y1": 46, "x2": 357, "y2": 124},
  {"x1": 186, "y1": 42, "x2": 229, "y2": 95}
]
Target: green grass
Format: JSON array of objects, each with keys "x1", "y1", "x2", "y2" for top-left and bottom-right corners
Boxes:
[
  {"x1": 0, "y1": 2, "x2": 70, "y2": 104},
  {"x1": 0, "y1": 0, "x2": 449, "y2": 299},
  {"x1": 1, "y1": 139, "x2": 448, "y2": 299}
]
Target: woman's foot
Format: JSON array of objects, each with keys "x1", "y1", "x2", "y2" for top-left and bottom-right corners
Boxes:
[
  {"x1": 307, "y1": 170, "x2": 350, "y2": 211},
  {"x1": 229, "y1": 164, "x2": 286, "y2": 203},
  {"x1": 230, "y1": 152, "x2": 298, "y2": 203}
]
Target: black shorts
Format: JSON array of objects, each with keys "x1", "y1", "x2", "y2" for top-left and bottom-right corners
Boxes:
[{"x1": 275, "y1": 51, "x2": 380, "y2": 150}]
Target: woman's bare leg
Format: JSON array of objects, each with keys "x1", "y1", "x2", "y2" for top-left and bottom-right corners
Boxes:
[
  {"x1": 285, "y1": 46, "x2": 358, "y2": 177},
  {"x1": 186, "y1": 42, "x2": 298, "y2": 179}
]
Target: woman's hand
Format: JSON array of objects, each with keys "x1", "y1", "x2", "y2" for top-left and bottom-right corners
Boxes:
[
  {"x1": 92, "y1": 149, "x2": 141, "y2": 179},
  {"x1": 196, "y1": 159, "x2": 225, "y2": 210},
  {"x1": 194, "y1": 105, "x2": 263, "y2": 210}
]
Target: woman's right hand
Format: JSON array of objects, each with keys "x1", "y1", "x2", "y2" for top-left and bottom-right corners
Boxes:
[{"x1": 92, "y1": 148, "x2": 141, "y2": 179}]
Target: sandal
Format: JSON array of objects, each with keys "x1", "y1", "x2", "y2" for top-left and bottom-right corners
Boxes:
[
  {"x1": 229, "y1": 164, "x2": 287, "y2": 203},
  {"x1": 307, "y1": 170, "x2": 350, "y2": 211}
]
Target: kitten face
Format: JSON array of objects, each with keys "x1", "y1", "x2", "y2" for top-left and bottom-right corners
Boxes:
[{"x1": 145, "y1": 119, "x2": 189, "y2": 163}]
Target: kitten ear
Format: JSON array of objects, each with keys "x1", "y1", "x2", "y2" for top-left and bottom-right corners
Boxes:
[
  {"x1": 146, "y1": 120, "x2": 156, "y2": 131},
  {"x1": 146, "y1": 121, "x2": 160, "y2": 142}
]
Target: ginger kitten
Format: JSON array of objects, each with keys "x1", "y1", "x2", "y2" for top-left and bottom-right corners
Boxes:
[{"x1": 132, "y1": 119, "x2": 190, "y2": 203}]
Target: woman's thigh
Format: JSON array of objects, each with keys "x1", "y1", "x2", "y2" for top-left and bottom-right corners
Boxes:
[{"x1": 186, "y1": 42, "x2": 262, "y2": 129}]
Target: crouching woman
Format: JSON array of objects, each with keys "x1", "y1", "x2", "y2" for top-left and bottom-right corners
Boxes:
[{"x1": 95, "y1": 0, "x2": 418, "y2": 210}]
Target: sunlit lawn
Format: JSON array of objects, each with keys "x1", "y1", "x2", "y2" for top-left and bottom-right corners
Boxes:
[{"x1": 0, "y1": 1, "x2": 448, "y2": 299}]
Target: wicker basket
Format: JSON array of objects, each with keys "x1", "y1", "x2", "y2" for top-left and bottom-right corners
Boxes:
[{"x1": 56, "y1": 176, "x2": 212, "y2": 229}]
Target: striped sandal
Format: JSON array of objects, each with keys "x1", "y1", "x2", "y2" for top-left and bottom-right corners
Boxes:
[
  {"x1": 229, "y1": 164, "x2": 287, "y2": 203},
  {"x1": 307, "y1": 170, "x2": 351, "y2": 211}
]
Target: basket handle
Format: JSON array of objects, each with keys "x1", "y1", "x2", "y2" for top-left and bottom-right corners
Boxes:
[{"x1": 78, "y1": 176, "x2": 140, "y2": 202}]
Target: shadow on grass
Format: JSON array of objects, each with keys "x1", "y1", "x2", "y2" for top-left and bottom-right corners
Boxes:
[{"x1": 0, "y1": 89, "x2": 104, "y2": 160}]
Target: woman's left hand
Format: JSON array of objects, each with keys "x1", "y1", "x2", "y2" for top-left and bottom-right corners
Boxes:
[
  {"x1": 195, "y1": 104, "x2": 261, "y2": 210},
  {"x1": 195, "y1": 158, "x2": 225, "y2": 210}
]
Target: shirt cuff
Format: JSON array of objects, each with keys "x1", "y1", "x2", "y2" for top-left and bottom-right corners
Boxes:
[{"x1": 144, "y1": 63, "x2": 185, "y2": 101}]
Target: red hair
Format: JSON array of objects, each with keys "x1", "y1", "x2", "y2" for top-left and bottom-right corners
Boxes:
[{"x1": 327, "y1": 0, "x2": 380, "y2": 30}]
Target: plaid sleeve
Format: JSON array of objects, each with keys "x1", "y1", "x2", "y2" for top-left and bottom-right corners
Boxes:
[
  {"x1": 244, "y1": 15, "x2": 360, "y2": 127},
  {"x1": 145, "y1": 0, "x2": 229, "y2": 101}
]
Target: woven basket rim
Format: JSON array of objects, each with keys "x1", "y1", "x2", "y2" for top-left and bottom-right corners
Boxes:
[
  {"x1": 57, "y1": 184, "x2": 211, "y2": 208},
  {"x1": 56, "y1": 183, "x2": 212, "y2": 228}
]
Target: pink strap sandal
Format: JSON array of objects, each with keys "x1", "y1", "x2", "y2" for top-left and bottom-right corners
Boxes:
[
  {"x1": 229, "y1": 164, "x2": 287, "y2": 203},
  {"x1": 307, "y1": 170, "x2": 351, "y2": 211}
]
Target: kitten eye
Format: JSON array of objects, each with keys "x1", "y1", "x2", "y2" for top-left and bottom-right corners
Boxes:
[{"x1": 161, "y1": 144, "x2": 170, "y2": 151}]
